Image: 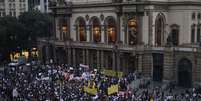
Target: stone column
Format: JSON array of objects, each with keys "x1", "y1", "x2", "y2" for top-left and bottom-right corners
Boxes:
[
  {"x1": 97, "y1": 50, "x2": 100, "y2": 68},
  {"x1": 53, "y1": 45, "x2": 57, "y2": 64},
  {"x1": 38, "y1": 45, "x2": 43, "y2": 63},
  {"x1": 75, "y1": 25, "x2": 78, "y2": 41},
  {"x1": 122, "y1": 56, "x2": 126, "y2": 73},
  {"x1": 137, "y1": 16, "x2": 143, "y2": 44},
  {"x1": 101, "y1": 51, "x2": 104, "y2": 69},
  {"x1": 72, "y1": 48, "x2": 76, "y2": 66},
  {"x1": 86, "y1": 24, "x2": 90, "y2": 42},
  {"x1": 123, "y1": 14, "x2": 128, "y2": 45},
  {"x1": 195, "y1": 25, "x2": 197, "y2": 42},
  {"x1": 117, "y1": 51, "x2": 120, "y2": 71},
  {"x1": 148, "y1": 12, "x2": 153, "y2": 46},
  {"x1": 67, "y1": 48, "x2": 71, "y2": 65},
  {"x1": 105, "y1": 54, "x2": 109, "y2": 69},
  {"x1": 117, "y1": 14, "x2": 121, "y2": 43},
  {"x1": 138, "y1": 54, "x2": 143, "y2": 73},
  {"x1": 86, "y1": 49, "x2": 89, "y2": 66},
  {"x1": 67, "y1": 17, "x2": 71, "y2": 40},
  {"x1": 83, "y1": 49, "x2": 86, "y2": 64},
  {"x1": 55, "y1": 17, "x2": 60, "y2": 39},
  {"x1": 112, "y1": 52, "x2": 116, "y2": 71},
  {"x1": 46, "y1": 46, "x2": 50, "y2": 63},
  {"x1": 101, "y1": 25, "x2": 105, "y2": 43}
]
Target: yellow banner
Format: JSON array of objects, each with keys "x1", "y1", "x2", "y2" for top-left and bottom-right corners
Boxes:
[
  {"x1": 84, "y1": 86, "x2": 97, "y2": 95},
  {"x1": 102, "y1": 69, "x2": 123, "y2": 78},
  {"x1": 108, "y1": 85, "x2": 119, "y2": 95}
]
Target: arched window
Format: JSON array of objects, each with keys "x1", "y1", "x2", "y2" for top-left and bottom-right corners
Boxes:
[
  {"x1": 76, "y1": 17, "x2": 86, "y2": 41},
  {"x1": 59, "y1": 17, "x2": 68, "y2": 41},
  {"x1": 128, "y1": 17, "x2": 137, "y2": 45},
  {"x1": 191, "y1": 24, "x2": 196, "y2": 43},
  {"x1": 90, "y1": 17, "x2": 101, "y2": 42},
  {"x1": 104, "y1": 16, "x2": 116, "y2": 43},
  {"x1": 155, "y1": 13, "x2": 166, "y2": 46}
]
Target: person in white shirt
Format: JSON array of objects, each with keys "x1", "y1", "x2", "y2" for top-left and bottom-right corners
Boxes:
[{"x1": 12, "y1": 87, "x2": 18, "y2": 100}]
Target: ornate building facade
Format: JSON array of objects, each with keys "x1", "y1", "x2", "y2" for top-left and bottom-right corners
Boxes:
[
  {"x1": 38, "y1": 0, "x2": 201, "y2": 87},
  {"x1": 0, "y1": 0, "x2": 28, "y2": 17}
]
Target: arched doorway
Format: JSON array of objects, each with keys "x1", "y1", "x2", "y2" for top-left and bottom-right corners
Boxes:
[
  {"x1": 128, "y1": 17, "x2": 137, "y2": 45},
  {"x1": 178, "y1": 58, "x2": 192, "y2": 88},
  {"x1": 104, "y1": 16, "x2": 117, "y2": 43},
  {"x1": 155, "y1": 13, "x2": 166, "y2": 46},
  {"x1": 75, "y1": 17, "x2": 86, "y2": 41},
  {"x1": 90, "y1": 17, "x2": 101, "y2": 42},
  {"x1": 59, "y1": 17, "x2": 68, "y2": 41}
]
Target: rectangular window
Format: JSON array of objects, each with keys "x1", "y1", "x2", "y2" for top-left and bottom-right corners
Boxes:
[
  {"x1": 13, "y1": 11, "x2": 16, "y2": 16},
  {"x1": 192, "y1": 13, "x2": 196, "y2": 20},
  {"x1": 191, "y1": 28, "x2": 195, "y2": 43},
  {"x1": 2, "y1": 12, "x2": 5, "y2": 16},
  {"x1": 9, "y1": 3, "x2": 11, "y2": 8},
  {"x1": 9, "y1": 11, "x2": 12, "y2": 16},
  {"x1": 198, "y1": 13, "x2": 201, "y2": 20},
  {"x1": 197, "y1": 28, "x2": 200, "y2": 42},
  {"x1": 172, "y1": 29, "x2": 179, "y2": 46}
]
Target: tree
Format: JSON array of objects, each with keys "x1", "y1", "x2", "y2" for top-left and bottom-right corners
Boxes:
[
  {"x1": 18, "y1": 11, "x2": 52, "y2": 41},
  {"x1": 0, "y1": 11, "x2": 52, "y2": 62},
  {"x1": 0, "y1": 16, "x2": 24, "y2": 62}
]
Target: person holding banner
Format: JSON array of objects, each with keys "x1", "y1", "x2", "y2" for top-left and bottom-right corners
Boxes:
[{"x1": 107, "y1": 84, "x2": 119, "y2": 95}]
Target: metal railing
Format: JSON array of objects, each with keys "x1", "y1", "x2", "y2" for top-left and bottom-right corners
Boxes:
[{"x1": 38, "y1": 37, "x2": 200, "y2": 53}]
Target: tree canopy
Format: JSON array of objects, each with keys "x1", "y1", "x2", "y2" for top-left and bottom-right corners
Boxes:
[{"x1": 0, "y1": 11, "x2": 52, "y2": 62}]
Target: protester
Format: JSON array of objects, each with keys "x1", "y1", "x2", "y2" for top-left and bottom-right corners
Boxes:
[{"x1": 0, "y1": 62, "x2": 201, "y2": 101}]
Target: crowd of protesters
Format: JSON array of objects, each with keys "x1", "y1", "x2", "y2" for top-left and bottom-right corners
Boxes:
[{"x1": 0, "y1": 62, "x2": 201, "y2": 101}]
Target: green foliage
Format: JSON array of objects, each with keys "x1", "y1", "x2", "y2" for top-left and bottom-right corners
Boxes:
[
  {"x1": 18, "y1": 11, "x2": 52, "y2": 38},
  {"x1": 0, "y1": 11, "x2": 52, "y2": 61}
]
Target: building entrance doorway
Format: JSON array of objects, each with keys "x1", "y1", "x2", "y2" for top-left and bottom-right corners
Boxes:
[
  {"x1": 178, "y1": 58, "x2": 192, "y2": 88},
  {"x1": 153, "y1": 53, "x2": 163, "y2": 81}
]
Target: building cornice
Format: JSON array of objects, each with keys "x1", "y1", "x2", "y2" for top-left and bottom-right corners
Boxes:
[{"x1": 50, "y1": 1, "x2": 201, "y2": 10}]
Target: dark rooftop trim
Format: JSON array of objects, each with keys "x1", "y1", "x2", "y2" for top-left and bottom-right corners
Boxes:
[{"x1": 49, "y1": 1, "x2": 201, "y2": 9}]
